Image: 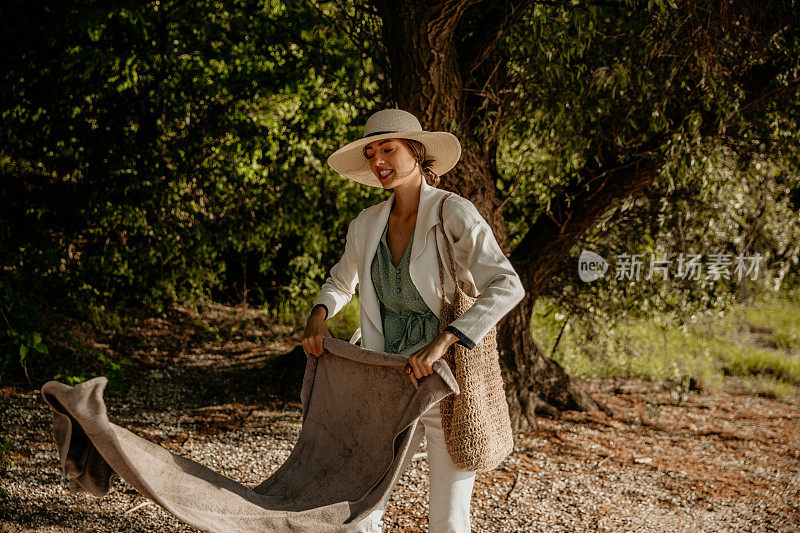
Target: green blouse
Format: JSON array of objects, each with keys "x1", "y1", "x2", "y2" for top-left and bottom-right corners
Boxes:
[{"x1": 370, "y1": 218, "x2": 440, "y2": 357}]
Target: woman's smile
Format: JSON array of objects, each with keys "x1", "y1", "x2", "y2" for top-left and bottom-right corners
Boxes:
[{"x1": 363, "y1": 138, "x2": 419, "y2": 188}]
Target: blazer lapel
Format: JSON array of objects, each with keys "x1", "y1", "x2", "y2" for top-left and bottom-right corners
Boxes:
[
  {"x1": 360, "y1": 192, "x2": 394, "y2": 336},
  {"x1": 409, "y1": 179, "x2": 449, "y2": 318},
  {"x1": 409, "y1": 178, "x2": 445, "y2": 263}
]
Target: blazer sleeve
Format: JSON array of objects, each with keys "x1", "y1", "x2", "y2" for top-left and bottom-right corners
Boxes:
[
  {"x1": 311, "y1": 214, "x2": 361, "y2": 320},
  {"x1": 441, "y1": 198, "x2": 525, "y2": 348}
]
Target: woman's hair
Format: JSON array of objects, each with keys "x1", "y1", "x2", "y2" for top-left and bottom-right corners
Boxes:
[{"x1": 402, "y1": 139, "x2": 440, "y2": 187}]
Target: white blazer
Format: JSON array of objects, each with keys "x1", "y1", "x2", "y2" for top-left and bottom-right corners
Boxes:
[{"x1": 312, "y1": 178, "x2": 526, "y2": 353}]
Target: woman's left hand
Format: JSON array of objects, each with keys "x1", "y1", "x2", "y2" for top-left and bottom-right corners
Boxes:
[{"x1": 405, "y1": 332, "x2": 456, "y2": 389}]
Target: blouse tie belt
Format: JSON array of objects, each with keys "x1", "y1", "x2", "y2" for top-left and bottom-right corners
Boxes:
[{"x1": 391, "y1": 309, "x2": 435, "y2": 355}]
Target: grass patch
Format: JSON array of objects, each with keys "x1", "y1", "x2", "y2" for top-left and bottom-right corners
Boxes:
[
  {"x1": 713, "y1": 339, "x2": 800, "y2": 383},
  {"x1": 736, "y1": 375, "x2": 799, "y2": 401},
  {"x1": 729, "y1": 295, "x2": 800, "y2": 354},
  {"x1": 534, "y1": 293, "x2": 800, "y2": 401}
]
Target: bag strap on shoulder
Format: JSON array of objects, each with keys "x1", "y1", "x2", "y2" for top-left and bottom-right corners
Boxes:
[{"x1": 435, "y1": 192, "x2": 459, "y2": 308}]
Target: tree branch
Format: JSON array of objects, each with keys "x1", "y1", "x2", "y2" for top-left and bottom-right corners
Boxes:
[{"x1": 455, "y1": 0, "x2": 534, "y2": 78}]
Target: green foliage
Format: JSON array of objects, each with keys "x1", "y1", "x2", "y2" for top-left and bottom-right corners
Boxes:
[
  {"x1": 0, "y1": 0, "x2": 387, "y2": 378},
  {"x1": 496, "y1": 0, "x2": 800, "y2": 345},
  {"x1": 1, "y1": 0, "x2": 797, "y2": 388},
  {"x1": 0, "y1": 326, "x2": 50, "y2": 384},
  {"x1": 0, "y1": 276, "x2": 53, "y2": 384},
  {"x1": 547, "y1": 142, "x2": 800, "y2": 336},
  {"x1": 51, "y1": 349, "x2": 134, "y2": 395},
  {"x1": 501, "y1": 0, "x2": 800, "y2": 193}
]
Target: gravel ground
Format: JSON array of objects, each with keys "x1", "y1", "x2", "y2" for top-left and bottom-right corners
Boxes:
[{"x1": 1, "y1": 306, "x2": 798, "y2": 532}]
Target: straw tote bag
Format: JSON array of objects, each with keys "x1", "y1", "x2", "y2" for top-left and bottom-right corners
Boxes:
[{"x1": 434, "y1": 192, "x2": 514, "y2": 472}]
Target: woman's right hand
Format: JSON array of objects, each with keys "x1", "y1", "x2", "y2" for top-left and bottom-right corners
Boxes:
[{"x1": 302, "y1": 307, "x2": 332, "y2": 357}]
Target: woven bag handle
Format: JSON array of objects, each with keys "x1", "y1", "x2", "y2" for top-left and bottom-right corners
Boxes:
[{"x1": 434, "y1": 193, "x2": 462, "y2": 311}]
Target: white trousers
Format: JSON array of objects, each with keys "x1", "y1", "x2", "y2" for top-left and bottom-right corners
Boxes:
[{"x1": 343, "y1": 399, "x2": 477, "y2": 533}]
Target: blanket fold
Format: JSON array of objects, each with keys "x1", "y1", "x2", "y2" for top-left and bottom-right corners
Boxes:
[{"x1": 41, "y1": 336, "x2": 459, "y2": 532}]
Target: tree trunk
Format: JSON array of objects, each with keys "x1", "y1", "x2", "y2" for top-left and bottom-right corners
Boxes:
[
  {"x1": 371, "y1": 0, "x2": 609, "y2": 426},
  {"x1": 368, "y1": 0, "x2": 800, "y2": 427},
  {"x1": 497, "y1": 294, "x2": 609, "y2": 428}
]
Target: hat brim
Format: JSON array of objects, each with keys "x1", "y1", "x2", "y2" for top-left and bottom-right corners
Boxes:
[{"x1": 327, "y1": 131, "x2": 461, "y2": 188}]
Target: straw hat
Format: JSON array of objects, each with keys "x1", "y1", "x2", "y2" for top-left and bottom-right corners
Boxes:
[{"x1": 327, "y1": 108, "x2": 462, "y2": 188}]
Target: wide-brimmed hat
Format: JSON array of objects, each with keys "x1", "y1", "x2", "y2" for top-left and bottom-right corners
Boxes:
[{"x1": 327, "y1": 108, "x2": 462, "y2": 188}]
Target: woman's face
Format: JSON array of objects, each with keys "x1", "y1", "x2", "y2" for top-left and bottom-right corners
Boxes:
[{"x1": 363, "y1": 138, "x2": 420, "y2": 189}]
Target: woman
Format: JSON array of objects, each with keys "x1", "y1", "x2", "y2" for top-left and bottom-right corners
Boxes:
[{"x1": 302, "y1": 108, "x2": 525, "y2": 533}]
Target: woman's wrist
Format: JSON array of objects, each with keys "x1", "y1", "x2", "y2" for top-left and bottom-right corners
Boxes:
[
  {"x1": 437, "y1": 331, "x2": 459, "y2": 349},
  {"x1": 311, "y1": 304, "x2": 328, "y2": 321}
]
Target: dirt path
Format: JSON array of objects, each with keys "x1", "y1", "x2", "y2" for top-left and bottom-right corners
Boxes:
[{"x1": 1, "y1": 305, "x2": 798, "y2": 531}]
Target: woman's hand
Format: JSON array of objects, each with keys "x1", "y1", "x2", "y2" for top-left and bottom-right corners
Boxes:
[
  {"x1": 405, "y1": 331, "x2": 459, "y2": 389},
  {"x1": 302, "y1": 306, "x2": 332, "y2": 357}
]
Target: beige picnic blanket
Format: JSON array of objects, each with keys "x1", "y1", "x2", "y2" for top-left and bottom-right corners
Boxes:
[{"x1": 40, "y1": 336, "x2": 459, "y2": 532}]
